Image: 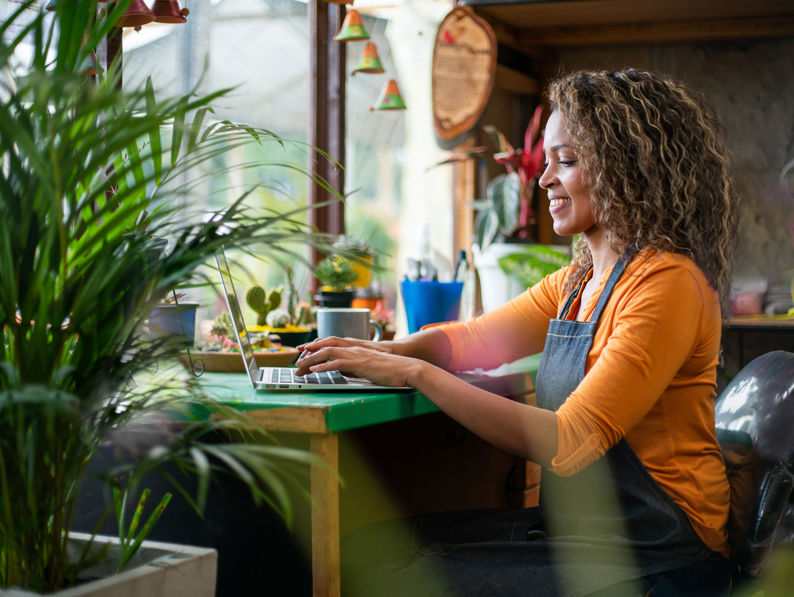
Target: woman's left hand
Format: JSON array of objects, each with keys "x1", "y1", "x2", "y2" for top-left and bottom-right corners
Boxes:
[{"x1": 295, "y1": 338, "x2": 419, "y2": 387}]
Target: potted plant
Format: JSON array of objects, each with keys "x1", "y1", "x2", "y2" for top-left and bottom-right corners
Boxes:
[
  {"x1": 147, "y1": 292, "x2": 200, "y2": 348},
  {"x1": 371, "y1": 302, "x2": 396, "y2": 341},
  {"x1": 0, "y1": 0, "x2": 336, "y2": 593},
  {"x1": 246, "y1": 267, "x2": 313, "y2": 346},
  {"x1": 314, "y1": 255, "x2": 358, "y2": 307},
  {"x1": 246, "y1": 285, "x2": 285, "y2": 327},
  {"x1": 434, "y1": 106, "x2": 566, "y2": 310},
  {"x1": 332, "y1": 236, "x2": 376, "y2": 289},
  {"x1": 436, "y1": 105, "x2": 545, "y2": 250}
]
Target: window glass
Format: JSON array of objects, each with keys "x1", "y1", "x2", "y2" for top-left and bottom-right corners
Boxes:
[
  {"x1": 345, "y1": 0, "x2": 453, "y2": 336},
  {"x1": 0, "y1": 1, "x2": 55, "y2": 76},
  {"x1": 122, "y1": 0, "x2": 313, "y2": 344}
]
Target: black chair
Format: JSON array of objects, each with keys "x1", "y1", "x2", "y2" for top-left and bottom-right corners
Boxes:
[{"x1": 714, "y1": 350, "x2": 794, "y2": 592}]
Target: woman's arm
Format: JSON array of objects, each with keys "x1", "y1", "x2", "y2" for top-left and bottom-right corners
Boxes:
[
  {"x1": 389, "y1": 327, "x2": 454, "y2": 368},
  {"x1": 295, "y1": 342, "x2": 558, "y2": 466},
  {"x1": 410, "y1": 358, "x2": 559, "y2": 465}
]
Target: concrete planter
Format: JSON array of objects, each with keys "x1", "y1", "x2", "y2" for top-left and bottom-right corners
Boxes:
[{"x1": 5, "y1": 533, "x2": 217, "y2": 597}]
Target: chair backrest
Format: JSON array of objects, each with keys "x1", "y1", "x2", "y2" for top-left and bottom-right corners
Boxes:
[{"x1": 715, "y1": 350, "x2": 794, "y2": 577}]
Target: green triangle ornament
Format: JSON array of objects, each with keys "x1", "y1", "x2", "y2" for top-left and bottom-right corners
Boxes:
[
  {"x1": 373, "y1": 79, "x2": 406, "y2": 111},
  {"x1": 333, "y1": 9, "x2": 370, "y2": 42}
]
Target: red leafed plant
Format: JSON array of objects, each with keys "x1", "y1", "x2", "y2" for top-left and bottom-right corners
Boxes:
[{"x1": 434, "y1": 105, "x2": 545, "y2": 249}]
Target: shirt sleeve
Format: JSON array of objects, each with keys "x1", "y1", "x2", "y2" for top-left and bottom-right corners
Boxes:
[
  {"x1": 438, "y1": 267, "x2": 569, "y2": 372},
  {"x1": 550, "y1": 258, "x2": 719, "y2": 476}
]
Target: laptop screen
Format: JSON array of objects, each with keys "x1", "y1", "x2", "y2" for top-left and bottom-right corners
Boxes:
[{"x1": 215, "y1": 252, "x2": 259, "y2": 384}]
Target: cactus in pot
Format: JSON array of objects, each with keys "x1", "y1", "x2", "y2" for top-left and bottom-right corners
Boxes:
[{"x1": 246, "y1": 286, "x2": 283, "y2": 326}]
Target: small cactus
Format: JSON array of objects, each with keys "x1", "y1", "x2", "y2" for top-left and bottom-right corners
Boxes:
[
  {"x1": 295, "y1": 303, "x2": 311, "y2": 326},
  {"x1": 285, "y1": 266, "x2": 298, "y2": 325},
  {"x1": 246, "y1": 285, "x2": 283, "y2": 326},
  {"x1": 266, "y1": 308, "x2": 291, "y2": 328}
]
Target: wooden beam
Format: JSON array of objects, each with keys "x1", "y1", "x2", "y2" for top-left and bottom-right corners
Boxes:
[
  {"x1": 102, "y1": 26, "x2": 122, "y2": 89},
  {"x1": 309, "y1": 0, "x2": 346, "y2": 285},
  {"x1": 452, "y1": 135, "x2": 477, "y2": 259},
  {"x1": 515, "y1": 16, "x2": 794, "y2": 48},
  {"x1": 535, "y1": 47, "x2": 559, "y2": 246},
  {"x1": 467, "y1": 0, "x2": 794, "y2": 31},
  {"x1": 243, "y1": 407, "x2": 331, "y2": 435},
  {"x1": 310, "y1": 434, "x2": 341, "y2": 597}
]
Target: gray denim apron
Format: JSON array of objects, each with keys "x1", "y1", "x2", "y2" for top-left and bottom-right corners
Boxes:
[{"x1": 533, "y1": 252, "x2": 714, "y2": 595}]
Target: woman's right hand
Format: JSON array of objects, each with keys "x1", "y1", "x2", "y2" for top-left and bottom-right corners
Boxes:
[
  {"x1": 295, "y1": 326, "x2": 454, "y2": 375},
  {"x1": 294, "y1": 336, "x2": 393, "y2": 376}
]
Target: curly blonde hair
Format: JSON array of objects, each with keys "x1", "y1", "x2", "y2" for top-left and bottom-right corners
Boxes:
[{"x1": 546, "y1": 69, "x2": 739, "y2": 309}]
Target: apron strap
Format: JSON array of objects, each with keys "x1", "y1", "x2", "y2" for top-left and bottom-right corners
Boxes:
[
  {"x1": 558, "y1": 249, "x2": 636, "y2": 322},
  {"x1": 588, "y1": 250, "x2": 635, "y2": 323}
]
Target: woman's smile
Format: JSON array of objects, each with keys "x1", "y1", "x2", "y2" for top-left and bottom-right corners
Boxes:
[{"x1": 548, "y1": 197, "x2": 571, "y2": 211}]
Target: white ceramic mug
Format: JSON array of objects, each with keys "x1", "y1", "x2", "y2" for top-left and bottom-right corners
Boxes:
[{"x1": 316, "y1": 308, "x2": 382, "y2": 341}]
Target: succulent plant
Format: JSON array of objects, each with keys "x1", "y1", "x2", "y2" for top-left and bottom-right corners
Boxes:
[
  {"x1": 314, "y1": 255, "x2": 357, "y2": 292},
  {"x1": 246, "y1": 286, "x2": 283, "y2": 326},
  {"x1": 265, "y1": 309, "x2": 291, "y2": 328}
]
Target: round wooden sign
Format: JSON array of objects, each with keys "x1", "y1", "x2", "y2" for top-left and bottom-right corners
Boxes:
[{"x1": 432, "y1": 6, "x2": 497, "y2": 148}]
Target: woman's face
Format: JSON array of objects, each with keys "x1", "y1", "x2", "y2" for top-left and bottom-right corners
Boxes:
[{"x1": 538, "y1": 111, "x2": 598, "y2": 238}]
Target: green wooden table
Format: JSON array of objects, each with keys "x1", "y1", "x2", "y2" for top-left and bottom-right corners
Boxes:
[{"x1": 198, "y1": 354, "x2": 541, "y2": 597}]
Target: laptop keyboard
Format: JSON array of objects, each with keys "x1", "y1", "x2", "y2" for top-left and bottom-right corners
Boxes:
[{"x1": 270, "y1": 368, "x2": 348, "y2": 385}]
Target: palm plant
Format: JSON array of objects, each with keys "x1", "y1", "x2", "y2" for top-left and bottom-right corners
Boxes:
[{"x1": 0, "y1": 0, "x2": 337, "y2": 591}]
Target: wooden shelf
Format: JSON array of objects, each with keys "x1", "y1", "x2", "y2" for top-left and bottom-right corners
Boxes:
[
  {"x1": 463, "y1": 0, "x2": 794, "y2": 49},
  {"x1": 494, "y1": 64, "x2": 539, "y2": 94}
]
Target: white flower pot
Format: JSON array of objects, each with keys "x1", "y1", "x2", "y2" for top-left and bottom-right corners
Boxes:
[
  {"x1": 5, "y1": 533, "x2": 217, "y2": 597},
  {"x1": 472, "y1": 243, "x2": 528, "y2": 314}
]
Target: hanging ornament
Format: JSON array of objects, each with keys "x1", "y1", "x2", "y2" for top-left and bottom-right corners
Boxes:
[
  {"x1": 372, "y1": 79, "x2": 406, "y2": 111},
  {"x1": 352, "y1": 42, "x2": 384, "y2": 75},
  {"x1": 152, "y1": 0, "x2": 190, "y2": 24},
  {"x1": 114, "y1": 0, "x2": 155, "y2": 31},
  {"x1": 333, "y1": 9, "x2": 369, "y2": 42},
  {"x1": 82, "y1": 52, "x2": 102, "y2": 76}
]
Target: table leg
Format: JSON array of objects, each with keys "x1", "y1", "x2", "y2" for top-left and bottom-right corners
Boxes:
[{"x1": 310, "y1": 434, "x2": 340, "y2": 597}]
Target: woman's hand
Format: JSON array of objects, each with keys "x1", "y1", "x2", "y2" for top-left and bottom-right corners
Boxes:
[
  {"x1": 294, "y1": 336, "x2": 419, "y2": 387},
  {"x1": 296, "y1": 336, "x2": 392, "y2": 357}
]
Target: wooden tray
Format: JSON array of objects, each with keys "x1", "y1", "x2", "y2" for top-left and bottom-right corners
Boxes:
[{"x1": 186, "y1": 348, "x2": 299, "y2": 372}]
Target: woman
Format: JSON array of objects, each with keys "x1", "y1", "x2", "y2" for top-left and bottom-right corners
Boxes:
[{"x1": 297, "y1": 69, "x2": 739, "y2": 596}]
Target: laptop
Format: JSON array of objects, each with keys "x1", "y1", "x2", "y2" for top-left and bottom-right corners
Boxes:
[{"x1": 215, "y1": 251, "x2": 412, "y2": 391}]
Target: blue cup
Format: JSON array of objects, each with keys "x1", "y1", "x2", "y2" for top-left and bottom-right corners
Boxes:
[{"x1": 401, "y1": 280, "x2": 464, "y2": 334}]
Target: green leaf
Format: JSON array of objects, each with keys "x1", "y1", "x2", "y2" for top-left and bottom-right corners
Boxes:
[
  {"x1": 497, "y1": 245, "x2": 571, "y2": 288},
  {"x1": 189, "y1": 447, "x2": 211, "y2": 512},
  {"x1": 487, "y1": 172, "x2": 521, "y2": 236},
  {"x1": 475, "y1": 209, "x2": 499, "y2": 251}
]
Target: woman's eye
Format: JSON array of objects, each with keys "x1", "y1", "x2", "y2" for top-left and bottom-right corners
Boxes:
[{"x1": 558, "y1": 160, "x2": 577, "y2": 167}]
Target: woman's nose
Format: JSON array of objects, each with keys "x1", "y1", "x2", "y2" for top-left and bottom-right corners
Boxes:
[{"x1": 538, "y1": 165, "x2": 555, "y2": 189}]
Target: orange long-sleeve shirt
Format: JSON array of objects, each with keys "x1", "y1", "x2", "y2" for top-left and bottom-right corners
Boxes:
[{"x1": 439, "y1": 249, "x2": 730, "y2": 556}]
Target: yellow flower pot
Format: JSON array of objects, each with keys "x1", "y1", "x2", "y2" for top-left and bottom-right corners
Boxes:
[{"x1": 351, "y1": 254, "x2": 374, "y2": 288}]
